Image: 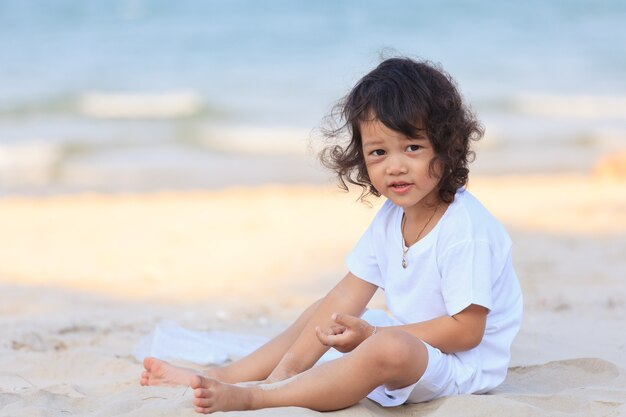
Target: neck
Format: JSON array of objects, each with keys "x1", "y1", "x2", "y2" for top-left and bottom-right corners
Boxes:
[
  {"x1": 400, "y1": 191, "x2": 447, "y2": 249},
  {"x1": 403, "y1": 193, "x2": 441, "y2": 225}
]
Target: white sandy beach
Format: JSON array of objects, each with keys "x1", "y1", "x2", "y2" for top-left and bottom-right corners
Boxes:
[{"x1": 1, "y1": 171, "x2": 626, "y2": 416}]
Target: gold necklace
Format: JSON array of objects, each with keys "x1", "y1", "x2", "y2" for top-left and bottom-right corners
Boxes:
[{"x1": 401, "y1": 203, "x2": 440, "y2": 269}]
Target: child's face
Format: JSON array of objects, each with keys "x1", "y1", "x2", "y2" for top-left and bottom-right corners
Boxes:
[{"x1": 361, "y1": 119, "x2": 441, "y2": 210}]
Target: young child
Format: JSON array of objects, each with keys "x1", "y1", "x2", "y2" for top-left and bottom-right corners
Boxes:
[{"x1": 140, "y1": 57, "x2": 523, "y2": 413}]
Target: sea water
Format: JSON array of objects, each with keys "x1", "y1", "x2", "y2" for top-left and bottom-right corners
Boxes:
[{"x1": 1, "y1": 0, "x2": 625, "y2": 194}]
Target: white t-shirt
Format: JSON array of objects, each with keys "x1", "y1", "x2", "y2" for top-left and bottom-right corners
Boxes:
[{"x1": 345, "y1": 189, "x2": 523, "y2": 393}]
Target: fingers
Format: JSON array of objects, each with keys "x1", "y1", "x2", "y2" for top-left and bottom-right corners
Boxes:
[
  {"x1": 315, "y1": 313, "x2": 364, "y2": 348},
  {"x1": 315, "y1": 325, "x2": 333, "y2": 346},
  {"x1": 329, "y1": 324, "x2": 346, "y2": 335},
  {"x1": 315, "y1": 325, "x2": 344, "y2": 346},
  {"x1": 331, "y1": 312, "x2": 361, "y2": 328}
]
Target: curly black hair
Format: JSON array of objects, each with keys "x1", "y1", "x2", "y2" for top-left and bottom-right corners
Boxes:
[{"x1": 320, "y1": 57, "x2": 483, "y2": 204}]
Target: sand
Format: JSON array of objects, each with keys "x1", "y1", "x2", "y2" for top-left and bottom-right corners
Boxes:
[{"x1": 1, "y1": 173, "x2": 626, "y2": 416}]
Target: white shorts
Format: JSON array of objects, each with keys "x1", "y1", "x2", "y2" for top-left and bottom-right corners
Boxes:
[{"x1": 361, "y1": 310, "x2": 475, "y2": 407}]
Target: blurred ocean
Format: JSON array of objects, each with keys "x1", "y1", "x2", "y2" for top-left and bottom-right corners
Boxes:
[{"x1": 1, "y1": 0, "x2": 625, "y2": 194}]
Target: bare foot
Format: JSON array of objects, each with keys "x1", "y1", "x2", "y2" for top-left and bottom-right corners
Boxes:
[
  {"x1": 140, "y1": 357, "x2": 201, "y2": 386},
  {"x1": 190, "y1": 375, "x2": 255, "y2": 414}
]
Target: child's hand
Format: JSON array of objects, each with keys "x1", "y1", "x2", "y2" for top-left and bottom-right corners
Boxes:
[{"x1": 315, "y1": 313, "x2": 375, "y2": 353}]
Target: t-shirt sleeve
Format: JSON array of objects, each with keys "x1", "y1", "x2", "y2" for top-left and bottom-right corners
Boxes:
[
  {"x1": 345, "y1": 221, "x2": 384, "y2": 288},
  {"x1": 439, "y1": 240, "x2": 495, "y2": 316}
]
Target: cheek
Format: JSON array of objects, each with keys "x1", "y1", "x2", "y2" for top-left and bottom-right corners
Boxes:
[
  {"x1": 364, "y1": 161, "x2": 378, "y2": 176},
  {"x1": 427, "y1": 158, "x2": 444, "y2": 180},
  {"x1": 365, "y1": 166, "x2": 384, "y2": 188}
]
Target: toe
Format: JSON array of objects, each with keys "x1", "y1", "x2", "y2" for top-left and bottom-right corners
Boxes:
[
  {"x1": 190, "y1": 375, "x2": 214, "y2": 390},
  {"x1": 194, "y1": 388, "x2": 213, "y2": 399},
  {"x1": 143, "y1": 357, "x2": 155, "y2": 371},
  {"x1": 193, "y1": 396, "x2": 212, "y2": 408},
  {"x1": 190, "y1": 375, "x2": 202, "y2": 389}
]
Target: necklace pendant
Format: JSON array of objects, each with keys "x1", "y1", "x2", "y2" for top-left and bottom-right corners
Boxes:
[{"x1": 402, "y1": 258, "x2": 407, "y2": 269}]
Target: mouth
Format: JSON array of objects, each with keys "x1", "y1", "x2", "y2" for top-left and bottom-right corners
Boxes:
[{"x1": 389, "y1": 182, "x2": 413, "y2": 193}]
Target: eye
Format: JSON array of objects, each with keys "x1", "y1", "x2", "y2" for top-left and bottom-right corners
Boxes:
[
  {"x1": 370, "y1": 149, "x2": 386, "y2": 156},
  {"x1": 406, "y1": 144, "x2": 422, "y2": 152}
]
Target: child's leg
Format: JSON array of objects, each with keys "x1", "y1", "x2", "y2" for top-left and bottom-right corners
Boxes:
[
  {"x1": 216, "y1": 298, "x2": 324, "y2": 383},
  {"x1": 190, "y1": 330, "x2": 428, "y2": 413},
  {"x1": 141, "y1": 299, "x2": 323, "y2": 386}
]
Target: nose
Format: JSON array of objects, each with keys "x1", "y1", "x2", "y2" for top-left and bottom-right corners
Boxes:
[{"x1": 385, "y1": 154, "x2": 408, "y2": 175}]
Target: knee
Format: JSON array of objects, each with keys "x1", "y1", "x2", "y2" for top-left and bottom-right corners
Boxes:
[{"x1": 362, "y1": 330, "x2": 426, "y2": 372}]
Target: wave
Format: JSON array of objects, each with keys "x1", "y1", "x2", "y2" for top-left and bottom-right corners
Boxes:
[
  {"x1": 0, "y1": 91, "x2": 208, "y2": 120},
  {"x1": 78, "y1": 91, "x2": 204, "y2": 119},
  {"x1": 507, "y1": 94, "x2": 626, "y2": 120},
  {"x1": 197, "y1": 125, "x2": 314, "y2": 156},
  {"x1": 0, "y1": 141, "x2": 63, "y2": 186}
]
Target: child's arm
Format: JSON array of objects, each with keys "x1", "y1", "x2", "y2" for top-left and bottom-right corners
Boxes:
[
  {"x1": 390, "y1": 304, "x2": 488, "y2": 353},
  {"x1": 317, "y1": 304, "x2": 488, "y2": 354},
  {"x1": 265, "y1": 272, "x2": 377, "y2": 383}
]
